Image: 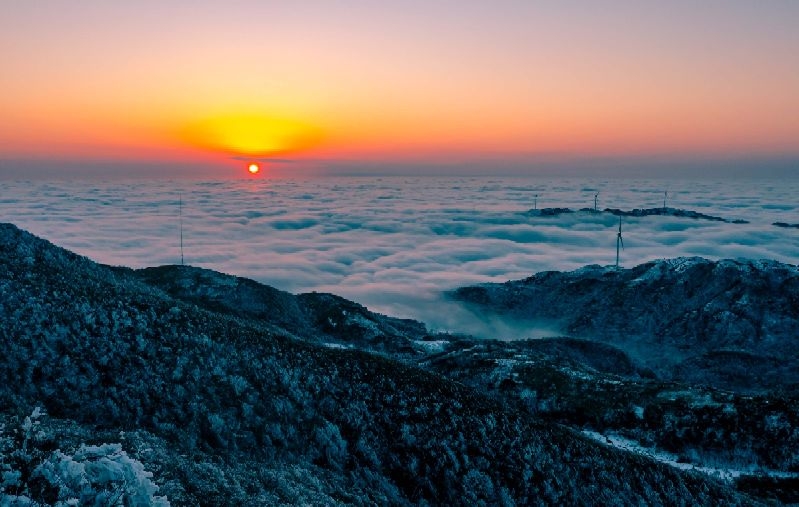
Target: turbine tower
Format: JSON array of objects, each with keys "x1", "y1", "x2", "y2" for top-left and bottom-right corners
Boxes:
[
  {"x1": 594, "y1": 193, "x2": 599, "y2": 211},
  {"x1": 179, "y1": 192, "x2": 184, "y2": 266},
  {"x1": 663, "y1": 190, "x2": 668, "y2": 211},
  {"x1": 615, "y1": 216, "x2": 624, "y2": 268}
]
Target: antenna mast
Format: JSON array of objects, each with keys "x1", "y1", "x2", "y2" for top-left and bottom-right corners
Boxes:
[
  {"x1": 615, "y1": 216, "x2": 624, "y2": 268},
  {"x1": 179, "y1": 192, "x2": 184, "y2": 266}
]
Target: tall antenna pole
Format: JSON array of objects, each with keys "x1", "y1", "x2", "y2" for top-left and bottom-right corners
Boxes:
[
  {"x1": 179, "y1": 192, "x2": 184, "y2": 266},
  {"x1": 615, "y1": 216, "x2": 624, "y2": 268}
]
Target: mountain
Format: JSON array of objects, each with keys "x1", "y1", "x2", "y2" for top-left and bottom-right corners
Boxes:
[
  {"x1": 526, "y1": 207, "x2": 748, "y2": 223},
  {"x1": 122, "y1": 265, "x2": 430, "y2": 358},
  {"x1": 0, "y1": 223, "x2": 753, "y2": 505},
  {"x1": 447, "y1": 257, "x2": 799, "y2": 503},
  {"x1": 420, "y1": 335, "x2": 799, "y2": 502},
  {"x1": 451, "y1": 257, "x2": 799, "y2": 393}
]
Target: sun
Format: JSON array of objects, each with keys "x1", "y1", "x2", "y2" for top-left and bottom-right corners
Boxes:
[{"x1": 248, "y1": 163, "x2": 260, "y2": 175}]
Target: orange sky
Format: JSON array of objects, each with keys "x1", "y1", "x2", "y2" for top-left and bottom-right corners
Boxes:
[{"x1": 1, "y1": 1, "x2": 797, "y2": 177}]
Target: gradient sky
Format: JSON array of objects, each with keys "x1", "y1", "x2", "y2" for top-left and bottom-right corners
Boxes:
[{"x1": 1, "y1": 0, "x2": 797, "y2": 178}]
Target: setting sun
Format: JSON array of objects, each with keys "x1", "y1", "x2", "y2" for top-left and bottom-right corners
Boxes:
[{"x1": 248, "y1": 163, "x2": 260, "y2": 175}]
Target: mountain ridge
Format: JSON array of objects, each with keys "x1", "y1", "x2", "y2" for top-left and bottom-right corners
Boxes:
[
  {"x1": 0, "y1": 222, "x2": 753, "y2": 504},
  {"x1": 451, "y1": 256, "x2": 799, "y2": 392}
]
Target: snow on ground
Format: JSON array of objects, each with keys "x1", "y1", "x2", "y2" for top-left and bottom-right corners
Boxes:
[
  {"x1": 412, "y1": 340, "x2": 449, "y2": 353},
  {"x1": 322, "y1": 342, "x2": 350, "y2": 350},
  {"x1": 582, "y1": 430, "x2": 799, "y2": 483}
]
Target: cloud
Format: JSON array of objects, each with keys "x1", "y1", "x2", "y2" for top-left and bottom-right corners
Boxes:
[{"x1": 3, "y1": 177, "x2": 799, "y2": 336}]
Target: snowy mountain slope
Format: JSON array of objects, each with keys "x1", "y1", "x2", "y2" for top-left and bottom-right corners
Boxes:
[
  {"x1": 422, "y1": 336, "x2": 799, "y2": 503},
  {"x1": 122, "y1": 249, "x2": 799, "y2": 500},
  {"x1": 0, "y1": 223, "x2": 753, "y2": 505},
  {"x1": 451, "y1": 257, "x2": 799, "y2": 392},
  {"x1": 125, "y1": 264, "x2": 431, "y2": 357}
]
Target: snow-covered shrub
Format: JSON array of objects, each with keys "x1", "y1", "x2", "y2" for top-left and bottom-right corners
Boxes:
[
  {"x1": 313, "y1": 421, "x2": 347, "y2": 470},
  {"x1": 33, "y1": 443, "x2": 169, "y2": 507},
  {"x1": 1, "y1": 408, "x2": 169, "y2": 506}
]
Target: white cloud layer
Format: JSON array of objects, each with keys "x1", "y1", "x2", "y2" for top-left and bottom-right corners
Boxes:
[{"x1": 3, "y1": 177, "x2": 798, "y2": 336}]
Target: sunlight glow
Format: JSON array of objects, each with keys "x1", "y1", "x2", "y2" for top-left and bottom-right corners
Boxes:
[
  {"x1": 181, "y1": 114, "x2": 323, "y2": 157},
  {"x1": 1, "y1": 3, "x2": 797, "y2": 177}
]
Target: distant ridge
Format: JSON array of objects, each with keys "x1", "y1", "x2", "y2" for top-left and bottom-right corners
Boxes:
[
  {"x1": 451, "y1": 256, "x2": 799, "y2": 392},
  {"x1": 527, "y1": 207, "x2": 749, "y2": 224}
]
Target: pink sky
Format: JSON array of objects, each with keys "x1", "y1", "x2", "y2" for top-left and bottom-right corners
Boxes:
[{"x1": 1, "y1": 1, "x2": 797, "y2": 178}]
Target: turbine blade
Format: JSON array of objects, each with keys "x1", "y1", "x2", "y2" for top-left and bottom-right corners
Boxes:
[{"x1": 620, "y1": 236, "x2": 624, "y2": 250}]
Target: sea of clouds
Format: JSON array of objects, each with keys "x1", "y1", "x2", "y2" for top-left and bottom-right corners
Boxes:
[{"x1": 2, "y1": 177, "x2": 797, "y2": 337}]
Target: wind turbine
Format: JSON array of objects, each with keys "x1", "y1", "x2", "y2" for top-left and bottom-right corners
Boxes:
[
  {"x1": 615, "y1": 216, "x2": 624, "y2": 268},
  {"x1": 179, "y1": 192, "x2": 184, "y2": 266}
]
